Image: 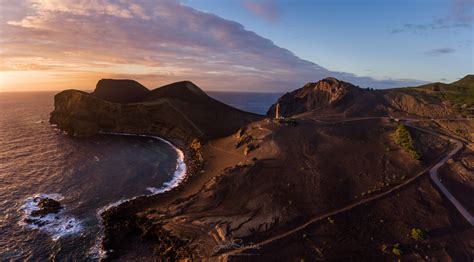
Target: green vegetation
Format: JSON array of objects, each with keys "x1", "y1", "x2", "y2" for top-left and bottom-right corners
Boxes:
[
  {"x1": 392, "y1": 243, "x2": 403, "y2": 256},
  {"x1": 392, "y1": 124, "x2": 421, "y2": 160},
  {"x1": 417, "y1": 75, "x2": 474, "y2": 116},
  {"x1": 451, "y1": 75, "x2": 474, "y2": 89},
  {"x1": 410, "y1": 228, "x2": 427, "y2": 241},
  {"x1": 327, "y1": 217, "x2": 335, "y2": 224}
]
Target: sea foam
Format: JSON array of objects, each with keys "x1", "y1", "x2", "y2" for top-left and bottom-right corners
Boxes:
[
  {"x1": 89, "y1": 132, "x2": 188, "y2": 259},
  {"x1": 19, "y1": 193, "x2": 82, "y2": 241}
]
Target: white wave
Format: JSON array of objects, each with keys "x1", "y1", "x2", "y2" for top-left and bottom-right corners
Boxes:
[
  {"x1": 147, "y1": 145, "x2": 186, "y2": 194},
  {"x1": 19, "y1": 193, "x2": 82, "y2": 241},
  {"x1": 89, "y1": 132, "x2": 188, "y2": 259}
]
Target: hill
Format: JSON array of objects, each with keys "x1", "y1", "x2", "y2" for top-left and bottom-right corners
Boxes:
[
  {"x1": 91, "y1": 79, "x2": 150, "y2": 103},
  {"x1": 267, "y1": 75, "x2": 474, "y2": 118},
  {"x1": 50, "y1": 79, "x2": 262, "y2": 141},
  {"x1": 267, "y1": 77, "x2": 366, "y2": 117},
  {"x1": 451, "y1": 75, "x2": 474, "y2": 88},
  {"x1": 412, "y1": 76, "x2": 474, "y2": 115}
]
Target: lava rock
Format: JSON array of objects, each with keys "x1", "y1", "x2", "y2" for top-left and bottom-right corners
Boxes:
[{"x1": 31, "y1": 197, "x2": 63, "y2": 217}]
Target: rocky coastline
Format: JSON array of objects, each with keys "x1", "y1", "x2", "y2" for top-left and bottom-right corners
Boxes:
[{"x1": 100, "y1": 141, "x2": 204, "y2": 259}]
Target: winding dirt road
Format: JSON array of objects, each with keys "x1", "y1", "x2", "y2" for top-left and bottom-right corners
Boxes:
[{"x1": 219, "y1": 117, "x2": 473, "y2": 258}]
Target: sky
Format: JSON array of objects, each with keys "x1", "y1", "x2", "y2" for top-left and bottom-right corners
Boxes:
[{"x1": 0, "y1": 0, "x2": 472, "y2": 92}]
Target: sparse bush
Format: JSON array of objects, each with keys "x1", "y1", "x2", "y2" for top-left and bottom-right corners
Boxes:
[
  {"x1": 327, "y1": 217, "x2": 335, "y2": 224},
  {"x1": 244, "y1": 144, "x2": 257, "y2": 155},
  {"x1": 392, "y1": 243, "x2": 403, "y2": 256},
  {"x1": 392, "y1": 124, "x2": 421, "y2": 160},
  {"x1": 410, "y1": 228, "x2": 427, "y2": 241}
]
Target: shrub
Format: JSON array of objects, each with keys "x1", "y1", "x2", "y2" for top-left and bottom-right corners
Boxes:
[
  {"x1": 392, "y1": 243, "x2": 403, "y2": 256},
  {"x1": 327, "y1": 217, "x2": 335, "y2": 224},
  {"x1": 410, "y1": 228, "x2": 427, "y2": 241},
  {"x1": 392, "y1": 124, "x2": 421, "y2": 160},
  {"x1": 244, "y1": 144, "x2": 258, "y2": 155}
]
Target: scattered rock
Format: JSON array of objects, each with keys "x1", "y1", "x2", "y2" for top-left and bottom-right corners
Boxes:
[{"x1": 31, "y1": 197, "x2": 63, "y2": 217}]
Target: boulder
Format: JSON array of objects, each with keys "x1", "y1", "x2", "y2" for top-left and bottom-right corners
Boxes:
[{"x1": 31, "y1": 197, "x2": 63, "y2": 216}]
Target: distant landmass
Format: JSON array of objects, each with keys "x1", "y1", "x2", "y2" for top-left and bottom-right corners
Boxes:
[
  {"x1": 50, "y1": 79, "x2": 261, "y2": 141},
  {"x1": 267, "y1": 75, "x2": 474, "y2": 118},
  {"x1": 49, "y1": 75, "x2": 474, "y2": 260}
]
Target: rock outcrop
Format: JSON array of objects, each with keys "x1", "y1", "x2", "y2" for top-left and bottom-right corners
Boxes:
[
  {"x1": 31, "y1": 197, "x2": 63, "y2": 217},
  {"x1": 50, "y1": 80, "x2": 262, "y2": 142},
  {"x1": 267, "y1": 77, "x2": 364, "y2": 117}
]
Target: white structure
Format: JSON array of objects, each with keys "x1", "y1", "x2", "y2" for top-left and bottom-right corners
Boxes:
[{"x1": 275, "y1": 103, "x2": 284, "y2": 119}]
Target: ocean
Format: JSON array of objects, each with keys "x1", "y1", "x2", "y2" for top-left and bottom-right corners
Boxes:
[{"x1": 0, "y1": 91, "x2": 281, "y2": 260}]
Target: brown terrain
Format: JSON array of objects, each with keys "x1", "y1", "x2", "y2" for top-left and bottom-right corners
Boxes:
[{"x1": 49, "y1": 76, "x2": 474, "y2": 261}]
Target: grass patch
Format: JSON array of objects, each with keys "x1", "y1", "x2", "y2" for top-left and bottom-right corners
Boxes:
[
  {"x1": 392, "y1": 124, "x2": 421, "y2": 160},
  {"x1": 392, "y1": 243, "x2": 403, "y2": 256},
  {"x1": 416, "y1": 78, "x2": 474, "y2": 116},
  {"x1": 410, "y1": 228, "x2": 427, "y2": 241},
  {"x1": 327, "y1": 217, "x2": 335, "y2": 224}
]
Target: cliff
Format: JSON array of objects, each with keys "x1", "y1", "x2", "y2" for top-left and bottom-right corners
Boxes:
[
  {"x1": 50, "y1": 80, "x2": 262, "y2": 142},
  {"x1": 267, "y1": 77, "x2": 365, "y2": 117}
]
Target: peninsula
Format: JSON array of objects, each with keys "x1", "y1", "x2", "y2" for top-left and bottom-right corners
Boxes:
[{"x1": 50, "y1": 76, "x2": 474, "y2": 260}]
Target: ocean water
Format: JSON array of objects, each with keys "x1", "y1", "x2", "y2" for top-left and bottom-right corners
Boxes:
[
  {"x1": 208, "y1": 91, "x2": 282, "y2": 115},
  {"x1": 0, "y1": 91, "x2": 278, "y2": 260}
]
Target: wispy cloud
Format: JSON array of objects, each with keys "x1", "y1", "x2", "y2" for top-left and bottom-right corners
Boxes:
[
  {"x1": 389, "y1": 18, "x2": 471, "y2": 34},
  {"x1": 242, "y1": 0, "x2": 279, "y2": 23},
  {"x1": 425, "y1": 48, "x2": 456, "y2": 56},
  {"x1": 390, "y1": 0, "x2": 473, "y2": 35},
  {"x1": 1, "y1": 0, "x2": 422, "y2": 91}
]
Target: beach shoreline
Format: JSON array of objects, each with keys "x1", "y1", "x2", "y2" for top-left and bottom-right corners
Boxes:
[{"x1": 91, "y1": 132, "x2": 195, "y2": 259}]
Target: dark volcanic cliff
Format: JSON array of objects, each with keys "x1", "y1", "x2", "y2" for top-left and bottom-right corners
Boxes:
[
  {"x1": 91, "y1": 79, "x2": 150, "y2": 103},
  {"x1": 50, "y1": 80, "x2": 262, "y2": 142}
]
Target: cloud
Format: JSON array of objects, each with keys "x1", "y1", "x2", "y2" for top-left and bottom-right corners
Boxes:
[
  {"x1": 389, "y1": 18, "x2": 471, "y2": 34},
  {"x1": 1, "y1": 0, "x2": 422, "y2": 91},
  {"x1": 390, "y1": 0, "x2": 473, "y2": 35},
  {"x1": 242, "y1": 0, "x2": 279, "y2": 22},
  {"x1": 425, "y1": 48, "x2": 456, "y2": 56}
]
